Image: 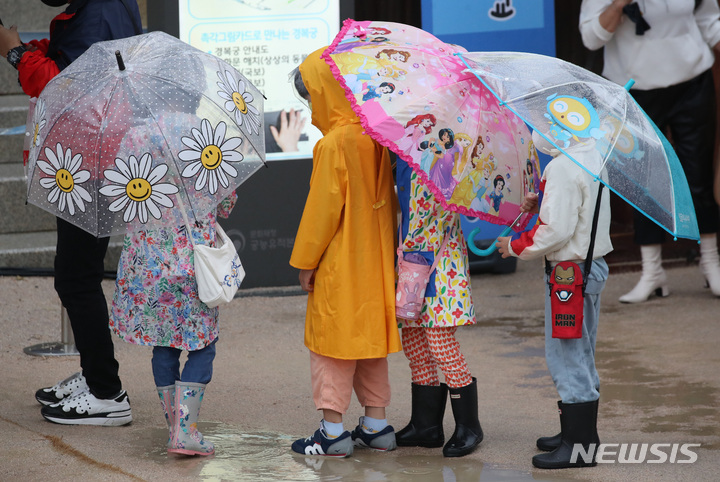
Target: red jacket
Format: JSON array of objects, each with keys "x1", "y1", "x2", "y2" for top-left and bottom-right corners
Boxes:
[{"x1": 17, "y1": 0, "x2": 141, "y2": 97}]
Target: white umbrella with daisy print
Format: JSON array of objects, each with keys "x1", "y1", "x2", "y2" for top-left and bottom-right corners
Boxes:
[{"x1": 25, "y1": 31, "x2": 265, "y2": 237}]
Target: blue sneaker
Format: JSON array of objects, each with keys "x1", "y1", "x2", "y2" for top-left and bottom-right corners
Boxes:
[
  {"x1": 351, "y1": 417, "x2": 397, "y2": 451},
  {"x1": 292, "y1": 427, "x2": 353, "y2": 457}
]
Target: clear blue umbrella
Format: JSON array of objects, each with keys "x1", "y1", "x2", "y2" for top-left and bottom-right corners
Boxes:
[{"x1": 456, "y1": 51, "x2": 699, "y2": 255}]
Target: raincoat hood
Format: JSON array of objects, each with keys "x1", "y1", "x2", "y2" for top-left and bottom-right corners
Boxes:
[{"x1": 299, "y1": 47, "x2": 359, "y2": 135}]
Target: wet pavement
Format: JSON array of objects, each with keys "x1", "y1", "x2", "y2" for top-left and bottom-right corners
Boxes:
[{"x1": 1, "y1": 257, "x2": 719, "y2": 481}]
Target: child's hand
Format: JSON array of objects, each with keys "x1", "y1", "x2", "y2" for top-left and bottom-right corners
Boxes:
[
  {"x1": 521, "y1": 192, "x2": 539, "y2": 213},
  {"x1": 299, "y1": 268, "x2": 316, "y2": 292},
  {"x1": 496, "y1": 236, "x2": 512, "y2": 258}
]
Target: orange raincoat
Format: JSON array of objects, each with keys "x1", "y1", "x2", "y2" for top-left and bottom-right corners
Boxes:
[{"x1": 289, "y1": 48, "x2": 401, "y2": 360}]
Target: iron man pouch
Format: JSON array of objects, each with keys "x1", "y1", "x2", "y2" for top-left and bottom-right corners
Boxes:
[{"x1": 549, "y1": 261, "x2": 584, "y2": 339}]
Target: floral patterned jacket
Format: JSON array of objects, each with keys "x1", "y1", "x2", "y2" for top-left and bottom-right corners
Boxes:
[
  {"x1": 396, "y1": 158, "x2": 476, "y2": 328},
  {"x1": 110, "y1": 195, "x2": 236, "y2": 351}
]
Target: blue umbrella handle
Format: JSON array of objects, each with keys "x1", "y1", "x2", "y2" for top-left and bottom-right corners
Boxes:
[{"x1": 467, "y1": 225, "x2": 514, "y2": 257}]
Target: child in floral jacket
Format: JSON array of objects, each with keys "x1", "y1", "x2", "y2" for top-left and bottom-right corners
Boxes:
[
  {"x1": 394, "y1": 156, "x2": 483, "y2": 458},
  {"x1": 111, "y1": 194, "x2": 236, "y2": 456}
]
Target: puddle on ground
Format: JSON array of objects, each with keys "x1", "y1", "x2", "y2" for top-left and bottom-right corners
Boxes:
[
  {"x1": 474, "y1": 316, "x2": 545, "y2": 340},
  {"x1": 474, "y1": 316, "x2": 720, "y2": 450},
  {"x1": 596, "y1": 346, "x2": 720, "y2": 447},
  {"x1": 140, "y1": 425, "x2": 569, "y2": 481}
]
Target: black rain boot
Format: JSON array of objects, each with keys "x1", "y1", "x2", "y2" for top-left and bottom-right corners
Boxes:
[
  {"x1": 442, "y1": 378, "x2": 483, "y2": 457},
  {"x1": 536, "y1": 400, "x2": 562, "y2": 451},
  {"x1": 532, "y1": 399, "x2": 599, "y2": 469},
  {"x1": 396, "y1": 383, "x2": 448, "y2": 448}
]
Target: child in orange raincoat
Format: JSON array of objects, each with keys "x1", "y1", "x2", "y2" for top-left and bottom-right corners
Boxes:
[{"x1": 288, "y1": 47, "x2": 402, "y2": 457}]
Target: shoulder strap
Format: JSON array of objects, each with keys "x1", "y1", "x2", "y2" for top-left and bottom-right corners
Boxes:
[
  {"x1": 545, "y1": 182, "x2": 605, "y2": 296},
  {"x1": 397, "y1": 214, "x2": 455, "y2": 274},
  {"x1": 582, "y1": 183, "x2": 605, "y2": 294},
  {"x1": 119, "y1": 0, "x2": 143, "y2": 35}
]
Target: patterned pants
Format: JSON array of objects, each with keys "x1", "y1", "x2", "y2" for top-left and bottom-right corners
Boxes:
[{"x1": 401, "y1": 326, "x2": 473, "y2": 388}]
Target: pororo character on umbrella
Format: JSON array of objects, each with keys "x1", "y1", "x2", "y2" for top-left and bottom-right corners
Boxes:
[{"x1": 544, "y1": 94, "x2": 606, "y2": 148}]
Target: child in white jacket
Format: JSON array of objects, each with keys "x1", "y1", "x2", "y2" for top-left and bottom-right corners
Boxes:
[{"x1": 496, "y1": 131, "x2": 612, "y2": 469}]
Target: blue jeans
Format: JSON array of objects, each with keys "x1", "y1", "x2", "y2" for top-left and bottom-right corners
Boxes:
[
  {"x1": 151, "y1": 339, "x2": 217, "y2": 387},
  {"x1": 544, "y1": 259, "x2": 607, "y2": 404}
]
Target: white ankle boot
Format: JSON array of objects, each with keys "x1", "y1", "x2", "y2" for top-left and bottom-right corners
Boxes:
[
  {"x1": 699, "y1": 234, "x2": 720, "y2": 297},
  {"x1": 619, "y1": 244, "x2": 669, "y2": 303}
]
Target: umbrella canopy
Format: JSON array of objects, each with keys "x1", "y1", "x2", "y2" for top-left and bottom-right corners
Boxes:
[
  {"x1": 25, "y1": 31, "x2": 265, "y2": 237},
  {"x1": 457, "y1": 51, "x2": 700, "y2": 242},
  {"x1": 322, "y1": 19, "x2": 539, "y2": 233}
]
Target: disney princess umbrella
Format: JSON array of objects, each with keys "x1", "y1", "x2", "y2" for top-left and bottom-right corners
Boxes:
[{"x1": 322, "y1": 19, "x2": 542, "y2": 251}]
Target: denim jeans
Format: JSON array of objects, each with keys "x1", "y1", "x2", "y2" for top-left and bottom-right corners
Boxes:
[
  {"x1": 151, "y1": 339, "x2": 217, "y2": 387},
  {"x1": 544, "y1": 258, "x2": 608, "y2": 404}
]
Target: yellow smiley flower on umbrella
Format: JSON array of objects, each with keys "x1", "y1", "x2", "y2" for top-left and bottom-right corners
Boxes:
[
  {"x1": 37, "y1": 143, "x2": 92, "y2": 216},
  {"x1": 99, "y1": 153, "x2": 179, "y2": 224},
  {"x1": 216, "y1": 69, "x2": 262, "y2": 136},
  {"x1": 29, "y1": 98, "x2": 47, "y2": 151},
  {"x1": 179, "y1": 119, "x2": 244, "y2": 195}
]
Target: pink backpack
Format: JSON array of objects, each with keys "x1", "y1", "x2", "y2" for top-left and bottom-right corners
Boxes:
[{"x1": 396, "y1": 233, "x2": 450, "y2": 321}]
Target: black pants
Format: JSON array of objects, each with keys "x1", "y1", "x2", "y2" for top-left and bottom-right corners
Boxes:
[
  {"x1": 54, "y1": 218, "x2": 121, "y2": 398},
  {"x1": 630, "y1": 69, "x2": 719, "y2": 245}
]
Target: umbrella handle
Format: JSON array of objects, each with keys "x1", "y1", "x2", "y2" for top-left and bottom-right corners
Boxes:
[{"x1": 467, "y1": 224, "x2": 514, "y2": 257}]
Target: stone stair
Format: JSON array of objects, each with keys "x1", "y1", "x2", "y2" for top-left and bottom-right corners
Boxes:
[{"x1": 0, "y1": 94, "x2": 121, "y2": 275}]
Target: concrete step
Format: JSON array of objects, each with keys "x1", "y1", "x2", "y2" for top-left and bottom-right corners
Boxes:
[
  {"x1": 0, "y1": 133, "x2": 25, "y2": 164},
  {"x1": 0, "y1": 230, "x2": 122, "y2": 272},
  {"x1": 0, "y1": 95, "x2": 30, "y2": 125},
  {"x1": 0, "y1": 163, "x2": 56, "y2": 235},
  {"x1": 0, "y1": 95, "x2": 30, "y2": 164}
]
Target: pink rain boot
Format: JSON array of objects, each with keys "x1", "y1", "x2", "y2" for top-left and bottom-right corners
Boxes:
[
  {"x1": 168, "y1": 382, "x2": 215, "y2": 456},
  {"x1": 156, "y1": 385, "x2": 175, "y2": 449}
]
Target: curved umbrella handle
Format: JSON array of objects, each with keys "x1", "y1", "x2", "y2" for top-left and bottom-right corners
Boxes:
[{"x1": 467, "y1": 224, "x2": 514, "y2": 257}]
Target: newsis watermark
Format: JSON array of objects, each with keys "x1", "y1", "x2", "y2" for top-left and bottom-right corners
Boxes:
[{"x1": 570, "y1": 443, "x2": 701, "y2": 464}]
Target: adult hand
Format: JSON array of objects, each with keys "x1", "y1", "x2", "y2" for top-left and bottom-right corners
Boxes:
[
  {"x1": 269, "y1": 109, "x2": 307, "y2": 152},
  {"x1": 0, "y1": 25, "x2": 22, "y2": 57},
  {"x1": 496, "y1": 236, "x2": 512, "y2": 258},
  {"x1": 599, "y1": 0, "x2": 634, "y2": 33},
  {"x1": 299, "y1": 268, "x2": 316, "y2": 292},
  {"x1": 521, "y1": 192, "x2": 539, "y2": 213}
]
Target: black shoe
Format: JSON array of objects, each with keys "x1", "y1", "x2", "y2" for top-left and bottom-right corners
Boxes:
[
  {"x1": 537, "y1": 432, "x2": 562, "y2": 452},
  {"x1": 443, "y1": 378, "x2": 483, "y2": 457},
  {"x1": 396, "y1": 383, "x2": 448, "y2": 448},
  {"x1": 41, "y1": 390, "x2": 132, "y2": 426},
  {"x1": 532, "y1": 400, "x2": 599, "y2": 469},
  {"x1": 536, "y1": 401, "x2": 562, "y2": 451},
  {"x1": 35, "y1": 372, "x2": 88, "y2": 406}
]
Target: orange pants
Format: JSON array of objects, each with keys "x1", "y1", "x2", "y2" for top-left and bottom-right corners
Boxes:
[
  {"x1": 402, "y1": 326, "x2": 473, "y2": 388},
  {"x1": 310, "y1": 351, "x2": 391, "y2": 414}
]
